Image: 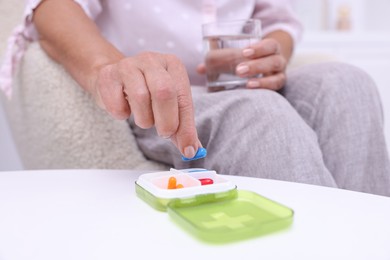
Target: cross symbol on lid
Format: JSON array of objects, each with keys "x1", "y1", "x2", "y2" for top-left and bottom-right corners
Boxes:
[{"x1": 202, "y1": 212, "x2": 254, "y2": 229}]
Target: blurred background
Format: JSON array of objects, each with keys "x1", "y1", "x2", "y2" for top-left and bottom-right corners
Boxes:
[
  {"x1": 292, "y1": 0, "x2": 390, "y2": 32},
  {"x1": 1, "y1": 0, "x2": 390, "y2": 170}
]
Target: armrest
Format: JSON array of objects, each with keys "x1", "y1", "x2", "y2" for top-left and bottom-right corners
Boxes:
[{"x1": 3, "y1": 42, "x2": 167, "y2": 170}]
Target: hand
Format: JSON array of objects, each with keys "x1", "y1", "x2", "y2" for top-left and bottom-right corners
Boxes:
[
  {"x1": 33, "y1": 0, "x2": 203, "y2": 159},
  {"x1": 236, "y1": 38, "x2": 287, "y2": 90},
  {"x1": 197, "y1": 38, "x2": 287, "y2": 91},
  {"x1": 91, "y1": 51, "x2": 202, "y2": 158}
]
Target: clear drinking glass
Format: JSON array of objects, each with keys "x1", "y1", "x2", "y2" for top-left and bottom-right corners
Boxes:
[{"x1": 202, "y1": 19, "x2": 262, "y2": 91}]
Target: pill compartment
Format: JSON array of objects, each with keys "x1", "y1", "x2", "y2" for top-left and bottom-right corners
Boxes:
[
  {"x1": 135, "y1": 168, "x2": 294, "y2": 243},
  {"x1": 152, "y1": 173, "x2": 201, "y2": 189},
  {"x1": 135, "y1": 169, "x2": 236, "y2": 211}
]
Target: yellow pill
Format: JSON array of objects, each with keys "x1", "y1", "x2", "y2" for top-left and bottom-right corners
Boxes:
[
  {"x1": 176, "y1": 184, "x2": 184, "y2": 189},
  {"x1": 167, "y1": 176, "x2": 177, "y2": 189}
]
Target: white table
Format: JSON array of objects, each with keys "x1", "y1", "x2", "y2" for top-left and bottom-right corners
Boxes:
[{"x1": 0, "y1": 170, "x2": 389, "y2": 260}]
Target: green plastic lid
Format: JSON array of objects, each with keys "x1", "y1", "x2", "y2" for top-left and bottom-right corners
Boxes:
[
  {"x1": 167, "y1": 190, "x2": 294, "y2": 244},
  {"x1": 135, "y1": 169, "x2": 294, "y2": 243}
]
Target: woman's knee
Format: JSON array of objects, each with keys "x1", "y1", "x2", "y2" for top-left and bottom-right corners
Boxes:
[
  {"x1": 287, "y1": 62, "x2": 383, "y2": 122},
  {"x1": 220, "y1": 89, "x2": 301, "y2": 128},
  {"x1": 200, "y1": 89, "x2": 312, "y2": 144},
  {"x1": 293, "y1": 62, "x2": 380, "y2": 103}
]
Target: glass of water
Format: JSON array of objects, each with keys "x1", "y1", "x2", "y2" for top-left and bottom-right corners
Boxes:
[{"x1": 202, "y1": 19, "x2": 262, "y2": 91}]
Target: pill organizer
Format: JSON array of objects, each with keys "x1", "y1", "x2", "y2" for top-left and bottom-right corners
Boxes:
[{"x1": 135, "y1": 168, "x2": 294, "y2": 243}]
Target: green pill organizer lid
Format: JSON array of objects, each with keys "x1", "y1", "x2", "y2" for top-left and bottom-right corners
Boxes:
[{"x1": 135, "y1": 169, "x2": 294, "y2": 243}]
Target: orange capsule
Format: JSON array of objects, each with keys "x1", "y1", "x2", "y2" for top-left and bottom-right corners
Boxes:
[
  {"x1": 176, "y1": 184, "x2": 184, "y2": 189},
  {"x1": 167, "y1": 176, "x2": 177, "y2": 189},
  {"x1": 199, "y1": 178, "x2": 214, "y2": 185}
]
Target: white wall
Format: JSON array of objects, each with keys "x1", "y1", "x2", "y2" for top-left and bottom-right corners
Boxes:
[
  {"x1": 292, "y1": 0, "x2": 390, "y2": 32},
  {"x1": 364, "y1": 0, "x2": 390, "y2": 32}
]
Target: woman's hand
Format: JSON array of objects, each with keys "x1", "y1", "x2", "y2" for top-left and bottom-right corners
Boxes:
[
  {"x1": 198, "y1": 32, "x2": 293, "y2": 91},
  {"x1": 91, "y1": 52, "x2": 202, "y2": 158},
  {"x1": 235, "y1": 38, "x2": 287, "y2": 90},
  {"x1": 34, "y1": 0, "x2": 202, "y2": 159}
]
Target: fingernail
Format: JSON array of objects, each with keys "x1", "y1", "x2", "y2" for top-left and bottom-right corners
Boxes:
[
  {"x1": 184, "y1": 146, "x2": 196, "y2": 159},
  {"x1": 247, "y1": 80, "x2": 260, "y2": 88},
  {"x1": 236, "y1": 65, "x2": 249, "y2": 75},
  {"x1": 243, "y1": 48, "x2": 254, "y2": 57},
  {"x1": 182, "y1": 147, "x2": 207, "y2": 161}
]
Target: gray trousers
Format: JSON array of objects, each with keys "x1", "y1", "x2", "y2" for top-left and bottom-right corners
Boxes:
[{"x1": 130, "y1": 62, "x2": 390, "y2": 196}]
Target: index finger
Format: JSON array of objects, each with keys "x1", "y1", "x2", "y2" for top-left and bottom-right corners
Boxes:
[
  {"x1": 165, "y1": 54, "x2": 202, "y2": 159},
  {"x1": 242, "y1": 38, "x2": 281, "y2": 58}
]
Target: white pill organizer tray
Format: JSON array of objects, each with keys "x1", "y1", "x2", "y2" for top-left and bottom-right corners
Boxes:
[{"x1": 135, "y1": 168, "x2": 294, "y2": 243}]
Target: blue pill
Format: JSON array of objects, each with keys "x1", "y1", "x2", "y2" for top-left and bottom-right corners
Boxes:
[{"x1": 182, "y1": 147, "x2": 207, "y2": 161}]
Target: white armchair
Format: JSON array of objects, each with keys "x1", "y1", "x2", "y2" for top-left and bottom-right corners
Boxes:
[{"x1": 3, "y1": 42, "x2": 166, "y2": 170}]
